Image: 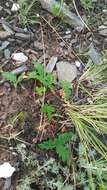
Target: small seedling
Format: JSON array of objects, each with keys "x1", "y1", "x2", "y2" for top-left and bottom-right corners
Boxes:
[
  {"x1": 28, "y1": 63, "x2": 55, "y2": 91},
  {"x1": 18, "y1": 0, "x2": 38, "y2": 26},
  {"x1": 35, "y1": 86, "x2": 46, "y2": 96},
  {"x1": 2, "y1": 72, "x2": 24, "y2": 88},
  {"x1": 41, "y1": 104, "x2": 55, "y2": 121},
  {"x1": 80, "y1": 0, "x2": 93, "y2": 11},
  {"x1": 39, "y1": 132, "x2": 76, "y2": 162}
]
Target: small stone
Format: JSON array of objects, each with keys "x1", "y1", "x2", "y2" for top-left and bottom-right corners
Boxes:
[
  {"x1": 15, "y1": 33, "x2": 33, "y2": 40},
  {"x1": 0, "y1": 162, "x2": 15, "y2": 178},
  {"x1": 0, "y1": 41, "x2": 10, "y2": 50},
  {"x1": 46, "y1": 56, "x2": 58, "y2": 73},
  {"x1": 88, "y1": 43, "x2": 102, "y2": 64},
  {"x1": 12, "y1": 65, "x2": 28, "y2": 75},
  {"x1": 34, "y1": 41, "x2": 43, "y2": 50},
  {"x1": 56, "y1": 61, "x2": 77, "y2": 82},
  {"x1": 11, "y1": 3, "x2": 20, "y2": 12},
  {"x1": 12, "y1": 52, "x2": 28, "y2": 63},
  {"x1": 4, "y1": 49, "x2": 11, "y2": 59},
  {"x1": 75, "y1": 60, "x2": 81, "y2": 68},
  {"x1": 0, "y1": 31, "x2": 11, "y2": 40}
]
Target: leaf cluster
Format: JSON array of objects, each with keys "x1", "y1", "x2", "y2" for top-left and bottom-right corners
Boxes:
[
  {"x1": 39, "y1": 132, "x2": 75, "y2": 162},
  {"x1": 28, "y1": 62, "x2": 55, "y2": 91}
]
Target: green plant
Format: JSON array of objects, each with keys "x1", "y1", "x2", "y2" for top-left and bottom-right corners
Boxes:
[
  {"x1": 60, "y1": 80, "x2": 72, "y2": 101},
  {"x1": 80, "y1": 0, "x2": 93, "y2": 11},
  {"x1": 39, "y1": 132, "x2": 76, "y2": 162},
  {"x1": 28, "y1": 62, "x2": 55, "y2": 91},
  {"x1": 68, "y1": 102, "x2": 107, "y2": 160},
  {"x1": 18, "y1": 0, "x2": 38, "y2": 26},
  {"x1": 35, "y1": 86, "x2": 46, "y2": 96},
  {"x1": 2, "y1": 72, "x2": 24, "y2": 87},
  {"x1": 41, "y1": 104, "x2": 55, "y2": 121}
]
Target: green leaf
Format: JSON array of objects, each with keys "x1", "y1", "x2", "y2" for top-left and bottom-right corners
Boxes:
[
  {"x1": 60, "y1": 80, "x2": 72, "y2": 100},
  {"x1": 56, "y1": 145, "x2": 70, "y2": 162},
  {"x1": 35, "y1": 86, "x2": 46, "y2": 96},
  {"x1": 28, "y1": 71, "x2": 37, "y2": 79},
  {"x1": 39, "y1": 139, "x2": 56, "y2": 150},
  {"x1": 2, "y1": 72, "x2": 17, "y2": 86},
  {"x1": 41, "y1": 104, "x2": 55, "y2": 121},
  {"x1": 28, "y1": 63, "x2": 55, "y2": 90},
  {"x1": 38, "y1": 132, "x2": 73, "y2": 162}
]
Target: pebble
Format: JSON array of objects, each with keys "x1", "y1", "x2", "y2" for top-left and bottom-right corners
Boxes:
[
  {"x1": 75, "y1": 60, "x2": 81, "y2": 68},
  {"x1": 11, "y1": 65, "x2": 28, "y2": 75},
  {"x1": 88, "y1": 43, "x2": 102, "y2": 64},
  {"x1": 46, "y1": 56, "x2": 58, "y2": 73},
  {"x1": 0, "y1": 162, "x2": 15, "y2": 178},
  {"x1": 34, "y1": 41, "x2": 43, "y2": 50},
  {"x1": 4, "y1": 49, "x2": 11, "y2": 59},
  {"x1": 0, "y1": 41, "x2": 10, "y2": 50},
  {"x1": 56, "y1": 61, "x2": 77, "y2": 82},
  {"x1": 15, "y1": 33, "x2": 33, "y2": 40},
  {"x1": 12, "y1": 52, "x2": 28, "y2": 63},
  {"x1": 0, "y1": 31, "x2": 11, "y2": 40},
  {"x1": 11, "y1": 3, "x2": 20, "y2": 12}
]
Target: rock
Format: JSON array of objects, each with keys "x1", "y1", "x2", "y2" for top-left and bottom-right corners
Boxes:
[
  {"x1": 88, "y1": 43, "x2": 102, "y2": 64},
  {"x1": 4, "y1": 49, "x2": 11, "y2": 59},
  {"x1": 46, "y1": 56, "x2": 58, "y2": 73},
  {"x1": 12, "y1": 52, "x2": 28, "y2": 63},
  {"x1": 99, "y1": 27, "x2": 107, "y2": 36},
  {"x1": 15, "y1": 33, "x2": 34, "y2": 40},
  {"x1": 75, "y1": 60, "x2": 81, "y2": 68},
  {"x1": 11, "y1": 3, "x2": 20, "y2": 12},
  {"x1": 3, "y1": 177, "x2": 11, "y2": 190},
  {"x1": 0, "y1": 41, "x2": 10, "y2": 50},
  {"x1": 0, "y1": 162, "x2": 15, "y2": 178},
  {"x1": 56, "y1": 61, "x2": 77, "y2": 82},
  {"x1": 0, "y1": 31, "x2": 11, "y2": 40},
  {"x1": 34, "y1": 41, "x2": 43, "y2": 50},
  {"x1": 1, "y1": 20, "x2": 14, "y2": 35},
  {"x1": 12, "y1": 65, "x2": 28, "y2": 75}
]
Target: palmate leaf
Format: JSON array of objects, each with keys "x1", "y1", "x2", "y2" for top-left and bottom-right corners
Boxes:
[
  {"x1": 28, "y1": 63, "x2": 54, "y2": 90},
  {"x1": 2, "y1": 72, "x2": 17, "y2": 86},
  {"x1": 39, "y1": 132, "x2": 74, "y2": 162},
  {"x1": 56, "y1": 144, "x2": 70, "y2": 162},
  {"x1": 41, "y1": 104, "x2": 55, "y2": 121}
]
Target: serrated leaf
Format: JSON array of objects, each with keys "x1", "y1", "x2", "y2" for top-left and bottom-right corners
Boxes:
[
  {"x1": 39, "y1": 139, "x2": 56, "y2": 150},
  {"x1": 28, "y1": 71, "x2": 37, "y2": 79},
  {"x1": 2, "y1": 72, "x2": 17, "y2": 86},
  {"x1": 41, "y1": 104, "x2": 55, "y2": 121},
  {"x1": 39, "y1": 132, "x2": 73, "y2": 162},
  {"x1": 56, "y1": 145, "x2": 70, "y2": 162},
  {"x1": 57, "y1": 132, "x2": 73, "y2": 145}
]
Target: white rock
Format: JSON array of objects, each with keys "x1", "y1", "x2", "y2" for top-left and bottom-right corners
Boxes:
[
  {"x1": 75, "y1": 60, "x2": 81, "y2": 68},
  {"x1": 56, "y1": 61, "x2": 77, "y2": 82},
  {"x1": 0, "y1": 162, "x2": 15, "y2": 178},
  {"x1": 11, "y1": 3, "x2": 20, "y2": 12},
  {"x1": 12, "y1": 52, "x2": 28, "y2": 63}
]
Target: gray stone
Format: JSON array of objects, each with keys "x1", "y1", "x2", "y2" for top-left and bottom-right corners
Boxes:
[
  {"x1": 46, "y1": 56, "x2": 58, "y2": 73},
  {"x1": 15, "y1": 32, "x2": 34, "y2": 40},
  {"x1": 4, "y1": 49, "x2": 11, "y2": 59},
  {"x1": 56, "y1": 61, "x2": 77, "y2": 82},
  {"x1": 12, "y1": 65, "x2": 28, "y2": 75},
  {"x1": 0, "y1": 31, "x2": 11, "y2": 40},
  {"x1": 88, "y1": 43, "x2": 102, "y2": 64},
  {"x1": 0, "y1": 41, "x2": 10, "y2": 50}
]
